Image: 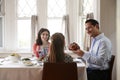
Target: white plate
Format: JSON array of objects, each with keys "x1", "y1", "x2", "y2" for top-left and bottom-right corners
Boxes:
[
  {"x1": 22, "y1": 61, "x2": 34, "y2": 66},
  {"x1": 73, "y1": 58, "x2": 82, "y2": 63}
]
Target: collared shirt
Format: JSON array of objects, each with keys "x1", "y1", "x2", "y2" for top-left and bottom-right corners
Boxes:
[{"x1": 82, "y1": 33, "x2": 112, "y2": 70}]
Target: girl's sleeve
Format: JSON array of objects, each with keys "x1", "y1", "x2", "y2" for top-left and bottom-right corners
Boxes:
[{"x1": 33, "y1": 43, "x2": 39, "y2": 58}]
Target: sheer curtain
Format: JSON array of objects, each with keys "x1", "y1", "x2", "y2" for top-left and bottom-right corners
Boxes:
[
  {"x1": 62, "y1": 15, "x2": 70, "y2": 49},
  {"x1": 83, "y1": 13, "x2": 94, "y2": 51},
  {"x1": 0, "y1": 0, "x2": 5, "y2": 16},
  {"x1": 31, "y1": 15, "x2": 38, "y2": 49}
]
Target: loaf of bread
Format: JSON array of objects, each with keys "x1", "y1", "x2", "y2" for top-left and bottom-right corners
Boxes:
[{"x1": 68, "y1": 42, "x2": 80, "y2": 50}]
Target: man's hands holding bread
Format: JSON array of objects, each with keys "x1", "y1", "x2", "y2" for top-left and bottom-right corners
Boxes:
[
  {"x1": 68, "y1": 42, "x2": 80, "y2": 50},
  {"x1": 68, "y1": 42, "x2": 84, "y2": 57}
]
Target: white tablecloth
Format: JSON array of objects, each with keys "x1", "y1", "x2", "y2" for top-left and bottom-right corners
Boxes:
[{"x1": 0, "y1": 58, "x2": 87, "y2": 80}]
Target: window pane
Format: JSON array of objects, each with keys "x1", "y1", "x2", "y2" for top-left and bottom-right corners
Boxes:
[
  {"x1": 47, "y1": 18, "x2": 62, "y2": 35},
  {"x1": 17, "y1": 0, "x2": 37, "y2": 51},
  {"x1": 79, "y1": 0, "x2": 95, "y2": 48},
  {"x1": 48, "y1": 0, "x2": 66, "y2": 17},
  {"x1": 82, "y1": 0, "x2": 94, "y2": 15},
  {"x1": 17, "y1": 0, "x2": 37, "y2": 17},
  {"x1": 47, "y1": 0, "x2": 66, "y2": 35},
  {"x1": 17, "y1": 20, "x2": 31, "y2": 49}
]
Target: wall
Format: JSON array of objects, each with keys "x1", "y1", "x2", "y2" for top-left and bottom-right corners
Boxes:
[
  {"x1": 100, "y1": 0, "x2": 116, "y2": 54},
  {"x1": 100, "y1": 0, "x2": 116, "y2": 80},
  {"x1": 116, "y1": 0, "x2": 120, "y2": 80}
]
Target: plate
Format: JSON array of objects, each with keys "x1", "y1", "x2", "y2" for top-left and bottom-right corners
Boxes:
[
  {"x1": 22, "y1": 61, "x2": 34, "y2": 66},
  {"x1": 21, "y1": 58, "x2": 31, "y2": 61},
  {"x1": 73, "y1": 58, "x2": 82, "y2": 63}
]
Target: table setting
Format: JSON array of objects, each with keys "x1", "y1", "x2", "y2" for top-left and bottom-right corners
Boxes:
[
  {"x1": 0, "y1": 52, "x2": 87, "y2": 80},
  {"x1": 0, "y1": 53, "x2": 44, "y2": 68}
]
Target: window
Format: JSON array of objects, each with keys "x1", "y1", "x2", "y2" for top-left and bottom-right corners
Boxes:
[
  {"x1": 82, "y1": 0, "x2": 94, "y2": 15},
  {"x1": 1, "y1": 0, "x2": 97, "y2": 53},
  {"x1": 47, "y1": 0, "x2": 66, "y2": 35},
  {"x1": 79, "y1": 0, "x2": 94, "y2": 49},
  {"x1": 17, "y1": 0, "x2": 37, "y2": 50}
]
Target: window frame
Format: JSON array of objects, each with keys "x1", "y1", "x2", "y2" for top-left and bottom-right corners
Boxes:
[{"x1": 0, "y1": 16, "x2": 4, "y2": 48}]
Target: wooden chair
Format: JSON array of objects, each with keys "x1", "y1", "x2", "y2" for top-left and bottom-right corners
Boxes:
[
  {"x1": 108, "y1": 55, "x2": 115, "y2": 80},
  {"x1": 42, "y1": 62, "x2": 78, "y2": 80}
]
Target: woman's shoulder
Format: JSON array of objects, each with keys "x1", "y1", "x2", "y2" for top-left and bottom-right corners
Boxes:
[
  {"x1": 33, "y1": 42, "x2": 37, "y2": 46},
  {"x1": 65, "y1": 53, "x2": 71, "y2": 56},
  {"x1": 64, "y1": 53, "x2": 73, "y2": 62},
  {"x1": 65, "y1": 54, "x2": 72, "y2": 58},
  {"x1": 33, "y1": 43, "x2": 41, "y2": 48}
]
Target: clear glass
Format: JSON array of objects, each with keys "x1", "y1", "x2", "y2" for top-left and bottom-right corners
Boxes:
[
  {"x1": 47, "y1": 18, "x2": 62, "y2": 36},
  {"x1": 48, "y1": 0, "x2": 66, "y2": 17},
  {"x1": 82, "y1": 0, "x2": 94, "y2": 15},
  {"x1": 17, "y1": 0, "x2": 37, "y2": 17},
  {"x1": 17, "y1": 20, "x2": 31, "y2": 49},
  {"x1": 47, "y1": 0, "x2": 66, "y2": 35},
  {"x1": 17, "y1": 0, "x2": 37, "y2": 50}
]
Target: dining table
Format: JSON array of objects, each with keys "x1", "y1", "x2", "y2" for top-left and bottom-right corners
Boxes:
[{"x1": 0, "y1": 53, "x2": 87, "y2": 80}]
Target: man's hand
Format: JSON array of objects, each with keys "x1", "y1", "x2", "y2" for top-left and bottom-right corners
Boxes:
[
  {"x1": 72, "y1": 49, "x2": 84, "y2": 57},
  {"x1": 68, "y1": 42, "x2": 84, "y2": 57},
  {"x1": 68, "y1": 42, "x2": 80, "y2": 50}
]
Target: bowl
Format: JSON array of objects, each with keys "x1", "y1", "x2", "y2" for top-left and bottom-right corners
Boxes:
[{"x1": 9, "y1": 56, "x2": 20, "y2": 62}]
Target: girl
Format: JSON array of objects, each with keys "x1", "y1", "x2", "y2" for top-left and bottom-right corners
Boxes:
[{"x1": 33, "y1": 28, "x2": 50, "y2": 59}]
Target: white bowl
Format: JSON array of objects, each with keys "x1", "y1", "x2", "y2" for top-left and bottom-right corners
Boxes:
[{"x1": 9, "y1": 56, "x2": 20, "y2": 62}]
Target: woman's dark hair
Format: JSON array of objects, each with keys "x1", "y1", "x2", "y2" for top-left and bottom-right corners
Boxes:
[
  {"x1": 48, "y1": 33, "x2": 65, "y2": 63},
  {"x1": 36, "y1": 28, "x2": 50, "y2": 45},
  {"x1": 85, "y1": 19, "x2": 99, "y2": 26}
]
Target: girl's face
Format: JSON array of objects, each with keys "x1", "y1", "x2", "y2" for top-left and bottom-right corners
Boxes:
[{"x1": 40, "y1": 31, "x2": 49, "y2": 42}]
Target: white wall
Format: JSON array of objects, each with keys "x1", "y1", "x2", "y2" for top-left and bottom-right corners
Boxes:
[
  {"x1": 100, "y1": 0, "x2": 116, "y2": 54},
  {"x1": 100, "y1": 0, "x2": 116, "y2": 80},
  {"x1": 116, "y1": 0, "x2": 120, "y2": 80}
]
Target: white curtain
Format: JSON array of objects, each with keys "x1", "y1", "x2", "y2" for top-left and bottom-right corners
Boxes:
[
  {"x1": 83, "y1": 13, "x2": 94, "y2": 51},
  {"x1": 31, "y1": 15, "x2": 38, "y2": 48},
  {"x1": 62, "y1": 15, "x2": 70, "y2": 49},
  {"x1": 0, "y1": 0, "x2": 5, "y2": 16}
]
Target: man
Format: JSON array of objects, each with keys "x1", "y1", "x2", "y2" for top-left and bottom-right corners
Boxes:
[{"x1": 69, "y1": 19, "x2": 112, "y2": 80}]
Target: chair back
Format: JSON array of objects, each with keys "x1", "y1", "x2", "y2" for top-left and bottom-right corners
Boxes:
[
  {"x1": 108, "y1": 55, "x2": 115, "y2": 80},
  {"x1": 42, "y1": 62, "x2": 78, "y2": 80}
]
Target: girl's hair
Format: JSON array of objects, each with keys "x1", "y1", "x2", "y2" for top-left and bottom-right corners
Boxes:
[
  {"x1": 36, "y1": 28, "x2": 50, "y2": 45},
  {"x1": 48, "y1": 33, "x2": 65, "y2": 63}
]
